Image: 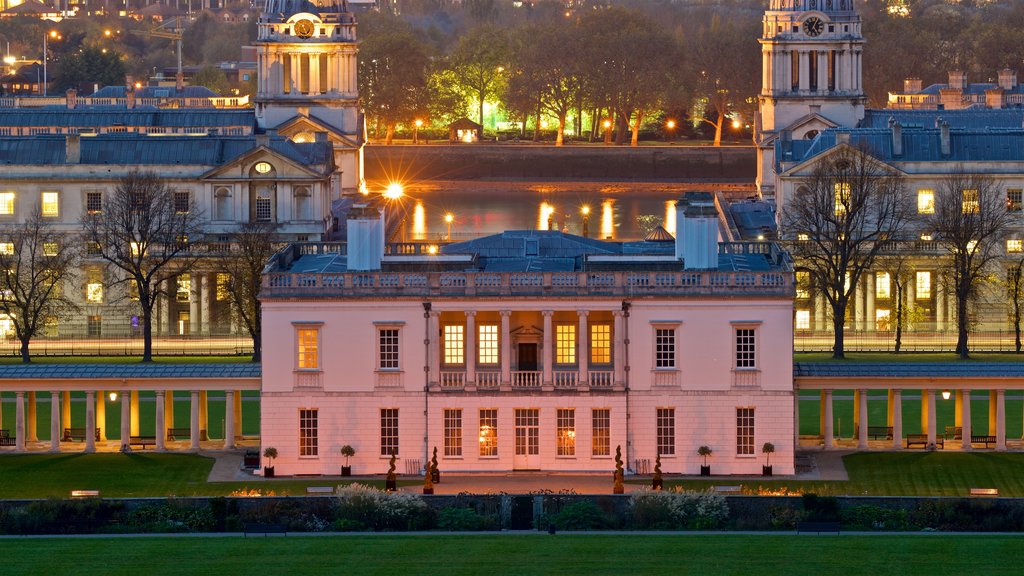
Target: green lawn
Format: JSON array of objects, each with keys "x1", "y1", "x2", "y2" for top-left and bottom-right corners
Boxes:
[
  {"x1": 0, "y1": 355, "x2": 253, "y2": 364},
  {"x1": 0, "y1": 535, "x2": 1020, "y2": 576},
  {"x1": 795, "y1": 352, "x2": 1024, "y2": 362}
]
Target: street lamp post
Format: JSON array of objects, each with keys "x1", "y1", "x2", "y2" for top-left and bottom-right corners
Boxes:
[
  {"x1": 603, "y1": 120, "x2": 612, "y2": 145},
  {"x1": 444, "y1": 212, "x2": 454, "y2": 240},
  {"x1": 581, "y1": 205, "x2": 590, "y2": 238},
  {"x1": 413, "y1": 119, "x2": 423, "y2": 144},
  {"x1": 42, "y1": 31, "x2": 59, "y2": 98},
  {"x1": 665, "y1": 119, "x2": 676, "y2": 143}
]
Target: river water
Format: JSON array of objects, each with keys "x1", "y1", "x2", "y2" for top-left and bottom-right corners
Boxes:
[{"x1": 370, "y1": 180, "x2": 755, "y2": 242}]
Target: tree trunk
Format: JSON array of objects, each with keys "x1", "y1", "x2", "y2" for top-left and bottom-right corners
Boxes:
[
  {"x1": 714, "y1": 110, "x2": 725, "y2": 147},
  {"x1": 533, "y1": 93, "x2": 542, "y2": 142},
  {"x1": 478, "y1": 92, "x2": 485, "y2": 136},
  {"x1": 831, "y1": 300, "x2": 846, "y2": 359},
  {"x1": 614, "y1": 113, "x2": 628, "y2": 146},
  {"x1": 142, "y1": 297, "x2": 154, "y2": 363},
  {"x1": 385, "y1": 124, "x2": 395, "y2": 146},
  {"x1": 630, "y1": 111, "x2": 643, "y2": 147},
  {"x1": 894, "y1": 284, "x2": 904, "y2": 354},
  {"x1": 956, "y1": 287, "x2": 970, "y2": 359},
  {"x1": 19, "y1": 336, "x2": 30, "y2": 363},
  {"x1": 556, "y1": 113, "x2": 566, "y2": 146}
]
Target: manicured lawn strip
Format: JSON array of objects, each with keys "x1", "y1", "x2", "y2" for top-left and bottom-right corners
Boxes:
[
  {"x1": 1, "y1": 535, "x2": 1022, "y2": 576},
  {"x1": 795, "y1": 352, "x2": 1024, "y2": 362},
  {"x1": 0, "y1": 356, "x2": 253, "y2": 364}
]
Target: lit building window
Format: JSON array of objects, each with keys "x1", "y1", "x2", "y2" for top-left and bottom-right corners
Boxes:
[
  {"x1": 962, "y1": 189, "x2": 979, "y2": 213},
  {"x1": 916, "y1": 271, "x2": 932, "y2": 299},
  {"x1": 1007, "y1": 239, "x2": 1023, "y2": 253},
  {"x1": 796, "y1": 233, "x2": 810, "y2": 241},
  {"x1": 833, "y1": 182, "x2": 850, "y2": 216},
  {"x1": 556, "y1": 409, "x2": 575, "y2": 457},
  {"x1": 656, "y1": 408, "x2": 675, "y2": 456},
  {"x1": 443, "y1": 324, "x2": 465, "y2": 365},
  {"x1": 43, "y1": 242, "x2": 58, "y2": 256},
  {"x1": 299, "y1": 408, "x2": 318, "y2": 457},
  {"x1": 875, "y1": 272, "x2": 891, "y2": 299},
  {"x1": 379, "y1": 328, "x2": 399, "y2": 369},
  {"x1": 86, "y1": 269, "x2": 103, "y2": 303},
  {"x1": 590, "y1": 323, "x2": 611, "y2": 364},
  {"x1": 795, "y1": 310, "x2": 810, "y2": 330},
  {"x1": 0, "y1": 242, "x2": 12, "y2": 255},
  {"x1": 380, "y1": 408, "x2": 399, "y2": 456},
  {"x1": 255, "y1": 189, "x2": 273, "y2": 222},
  {"x1": 216, "y1": 273, "x2": 231, "y2": 300},
  {"x1": 655, "y1": 327, "x2": 676, "y2": 368},
  {"x1": 1008, "y1": 189, "x2": 1023, "y2": 212},
  {"x1": 296, "y1": 327, "x2": 319, "y2": 370},
  {"x1": 478, "y1": 324, "x2": 498, "y2": 364},
  {"x1": 479, "y1": 409, "x2": 498, "y2": 457},
  {"x1": 736, "y1": 408, "x2": 755, "y2": 456},
  {"x1": 174, "y1": 190, "x2": 190, "y2": 214},
  {"x1": 176, "y1": 274, "x2": 191, "y2": 302},
  {"x1": 444, "y1": 409, "x2": 462, "y2": 457},
  {"x1": 876, "y1": 309, "x2": 891, "y2": 331},
  {"x1": 735, "y1": 328, "x2": 757, "y2": 368},
  {"x1": 0, "y1": 192, "x2": 15, "y2": 215},
  {"x1": 86, "y1": 191, "x2": 102, "y2": 214},
  {"x1": 41, "y1": 191, "x2": 59, "y2": 217},
  {"x1": 555, "y1": 324, "x2": 576, "y2": 364},
  {"x1": 917, "y1": 189, "x2": 934, "y2": 214},
  {"x1": 592, "y1": 408, "x2": 610, "y2": 457},
  {"x1": 796, "y1": 271, "x2": 811, "y2": 299}
]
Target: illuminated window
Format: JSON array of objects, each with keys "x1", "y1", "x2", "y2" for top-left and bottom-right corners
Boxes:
[
  {"x1": 736, "y1": 408, "x2": 755, "y2": 456},
  {"x1": 41, "y1": 191, "x2": 59, "y2": 217},
  {"x1": 86, "y1": 191, "x2": 102, "y2": 214},
  {"x1": 962, "y1": 189, "x2": 979, "y2": 213},
  {"x1": 1009, "y1": 189, "x2": 1023, "y2": 212},
  {"x1": 920, "y1": 233, "x2": 933, "y2": 241},
  {"x1": 556, "y1": 409, "x2": 575, "y2": 457},
  {"x1": 296, "y1": 327, "x2": 319, "y2": 370},
  {"x1": 130, "y1": 242, "x2": 143, "y2": 257},
  {"x1": 655, "y1": 327, "x2": 676, "y2": 368},
  {"x1": 216, "y1": 273, "x2": 231, "y2": 301},
  {"x1": 479, "y1": 409, "x2": 498, "y2": 457},
  {"x1": 796, "y1": 233, "x2": 810, "y2": 241},
  {"x1": 555, "y1": 324, "x2": 576, "y2": 364},
  {"x1": 876, "y1": 309, "x2": 891, "y2": 331},
  {"x1": 0, "y1": 192, "x2": 14, "y2": 215},
  {"x1": 86, "y1": 269, "x2": 103, "y2": 303},
  {"x1": 43, "y1": 316, "x2": 58, "y2": 337},
  {"x1": 299, "y1": 408, "x2": 318, "y2": 457},
  {"x1": 656, "y1": 408, "x2": 675, "y2": 456},
  {"x1": 735, "y1": 328, "x2": 757, "y2": 368},
  {"x1": 443, "y1": 409, "x2": 462, "y2": 457},
  {"x1": 916, "y1": 271, "x2": 931, "y2": 299},
  {"x1": 590, "y1": 323, "x2": 611, "y2": 364},
  {"x1": 176, "y1": 274, "x2": 191, "y2": 302},
  {"x1": 478, "y1": 324, "x2": 498, "y2": 364},
  {"x1": 917, "y1": 189, "x2": 934, "y2": 214},
  {"x1": 43, "y1": 242, "x2": 58, "y2": 256},
  {"x1": 443, "y1": 324, "x2": 464, "y2": 365},
  {"x1": 966, "y1": 239, "x2": 978, "y2": 254},
  {"x1": 255, "y1": 189, "x2": 273, "y2": 222},
  {"x1": 875, "y1": 272, "x2": 891, "y2": 299},
  {"x1": 834, "y1": 182, "x2": 851, "y2": 215},
  {"x1": 1009, "y1": 239, "x2": 1024, "y2": 253},
  {"x1": 129, "y1": 281, "x2": 139, "y2": 301},
  {"x1": 174, "y1": 190, "x2": 190, "y2": 214},
  {"x1": 592, "y1": 408, "x2": 610, "y2": 457},
  {"x1": 378, "y1": 328, "x2": 400, "y2": 369},
  {"x1": 0, "y1": 242, "x2": 12, "y2": 255},
  {"x1": 254, "y1": 161, "x2": 273, "y2": 174},
  {"x1": 796, "y1": 271, "x2": 811, "y2": 299},
  {"x1": 795, "y1": 310, "x2": 810, "y2": 330},
  {"x1": 380, "y1": 408, "x2": 399, "y2": 456},
  {"x1": 43, "y1": 269, "x2": 61, "y2": 297},
  {"x1": 85, "y1": 241, "x2": 101, "y2": 256}
]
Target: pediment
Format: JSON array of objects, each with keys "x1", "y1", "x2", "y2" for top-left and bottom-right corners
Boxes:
[
  {"x1": 200, "y1": 145, "x2": 322, "y2": 180},
  {"x1": 780, "y1": 142, "x2": 905, "y2": 178},
  {"x1": 275, "y1": 114, "x2": 361, "y2": 149},
  {"x1": 786, "y1": 113, "x2": 840, "y2": 141}
]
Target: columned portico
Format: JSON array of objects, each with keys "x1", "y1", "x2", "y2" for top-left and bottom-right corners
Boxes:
[
  {"x1": 84, "y1": 391, "x2": 96, "y2": 453},
  {"x1": 891, "y1": 389, "x2": 903, "y2": 449},
  {"x1": 50, "y1": 391, "x2": 60, "y2": 452},
  {"x1": 224, "y1": 390, "x2": 236, "y2": 449},
  {"x1": 190, "y1": 391, "x2": 201, "y2": 451},
  {"x1": 154, "y1": 390, "x2": 166, "y2": 452},
  {"x1": 960, "y1": 390, "x2": 972, "y2": 451}
]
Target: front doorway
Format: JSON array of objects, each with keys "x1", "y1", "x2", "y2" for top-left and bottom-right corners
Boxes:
[
  {"x1": 514, "y1": 408, "x2": 540, "y2": 470},
  {"x1": 177, "y1": 311, "x2": 190, "y2": 336},
  {"x1": 517, "y1": 343, "x2": 538, "y2": 371}
]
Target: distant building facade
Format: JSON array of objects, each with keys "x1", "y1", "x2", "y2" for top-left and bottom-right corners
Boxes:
[{"x1": 888, "y1": 70, "x2": 1024, "y2": 111}]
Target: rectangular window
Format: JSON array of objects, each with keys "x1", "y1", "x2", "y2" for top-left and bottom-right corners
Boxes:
[
  {"x1": 916, "y1": 271, "x2": 932, "y2": 300},
  {"x1": 917, "y1": 189, "x2": 935, "y2": 214},
  {"x1": 556, "y1": 408, "x2": 575, "y2": 457},
  {"x1": 655, "y1": 328, "x2": 676, "y2": 368},
  {"x1": 962, "y1": 189, "x2": 979, "y2": 213},
  {"x1": 795, "y1": 310, "x2": 810, "y2": 330},
  {"x1": 0, "y1": 192, "x2": 15, "y2": 215},
  {"x1": 876, "y1": 308, "x2": 891, "y2": 331},
  {"x1": 43, "y1": 242, "x2": 58, "y2": 256},
  {"x1": 379, "y1": 328, "x2": 400, "y2": 369},
  {"x1": 255, "y1": 191, "x2": 272, "y2": 222},
  {"x1": 87, "y1": 315, "x2": 102, "y2": 337},
  {"x1": 555, "y1": 324, "x2": 576, "y2": 364},
  {"x1": 444, "y1": 409, "x2": 462, "y2": 457},
  {"x1": 216, "y1": 273, "x2": 231, "y2": 301},
  {"x1": 86, "y1": 269, "x2": 103, "y2": 303},
  {"x1": 41, "y1": 191, "x2": 59, "y2": 217},
  {"x1": 875, "y1": 272, "x2": 891, "y2": 299},
  {"x1": 833, "y1": 182, "x2": 851, "y2": 216},
  {"x1": 1008, "y1": 239, "x2": 1023, "y2": 253},
  {"x1": 736, "y1": 408, "x2": 755, "y2": 456},
  {"x1": 174, "y1": 190, "x2": 190, "y2": 214},
  {"x1": 592, "y1": 408, "x2": 610, "y2": 457},
  {"x1": 479, "y1": 409, "x2": 498, "y2": 457},
  {"x1": 299, "y1": 408, "x2": 318, "y2": 457},
  {"x1": 656, "y1": 408, "x2": 675, "y2": 456},
  {"x1": 1008, "y1": 189, "x2": 1023, "y2": 212},
  {"x1": 296, "y1": 327, "x2": 319, "y2": 370},
  {"x1": 0, "y1": 242, "x2": 12, "y2": 255},
  {"x1": 176, "y1": 274, "x2": 191, "y2": 302},
  {"x1": 443, "y1": 324, "x2": 464, "y2": 365},
  {"x1": 795, "y1": 271, "x2": 810, "y2": 299},
  {"x1": 380, "y1": 408, "x2": 399, "y2": 456},
  {"x1": 478, "y1": 324, "x2": 498, "y2": 364},
  {"x1": 86, "y1": 191, "x2": 102, "y2": 214},
  {"x1": 590, "y1": 323, "x2": 611, "y2": 364},
  {"x1": 735, "y1": 328, "x2": 757, "y2": 368}
]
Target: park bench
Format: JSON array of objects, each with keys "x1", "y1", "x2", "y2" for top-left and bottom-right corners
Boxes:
[
  {"x1": 906, "y1": 434, "x2": 943, "y2": 449},
  {"x1": 971, "y1": 435, "x2": 997, "y2": 448},
  {"x1": 944, "y1": 426, "x2": 963, "y2": 440},
  {"x1": 713, "y1": 485, "x2": 742, "y2": 494},
  {"x1": 797, "y1": 521, "x2": 840, "y2": 534},
  {"x1": 243, "y1": 523, "x2": 287, "y2": 537},
  {"x1": 243, "y1": 449, "x2": 260, "y2": 469},
  {"x1": 129, "y1": 436, "x2": 157, "y2": 449},
  {"x1": 867, "y1": 426, "x2": 893, "y2": 440},
  {"x1": 969, "y1": 488, "x2": 999, "y2": 497},
  {"x1": 70, "y1": 490, "x2": 100, "y2": 498},
  {"x1": 166, "y1": 428, "x2": 191, "y2": 441},
  {"x1": 0, "y1": 429, "x2": 13, "y2": 446},
  {"x1": 306, "y1": 486, "x2": 334, "y2": 495},
  {"x1": 62, "y1": 428, "x2": 100, "y2": 442}
]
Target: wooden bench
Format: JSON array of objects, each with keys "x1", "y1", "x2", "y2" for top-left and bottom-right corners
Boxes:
[
  {"x1": 70, "y1": 490, "x2": 100, "y2": 498},
  {"x1": 971, "y1": 435, "x2": 997, "y2": 448},
  {"x1": 867, "y1": 426, "x2": 893, "y2": 440},
  {"x1": 63, "y1": 428, "x2": 100, "y2": 442},
  {"x1": 243, "y1": 450, "x2": 260, "y2": 469},
  {"x1": 306, "y1": 486, "x2": 334, "y2": 495},
  {"x1": 797, "y1": 521, "x2": 840, "y2": 534},
  {"x1": 713, "y1": 485, "x2": 742, "y2": 494},
  {"x1": 906, "y1": 434, "x2": 943, "y2": 449},
  {"x1": 969, "y1": 488, "x2": 999, "y2": 497},
  {"x1": 944, "y1": 426, "x2": 963, "y2": 440},
  {"x1": 128, "y1": 436, "x2": 157, "y2": 449},
  {"x1": 166, "y1": 428, "x2": 191, "y2": 441},
  {"x1": 243, "y1": 523, "x2": 287, "y2": 537},
  {"x1": 0, "y1": 429, "x2": 13, "y2": 446}
]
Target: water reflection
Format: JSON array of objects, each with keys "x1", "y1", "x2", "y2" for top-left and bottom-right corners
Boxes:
[
  {"x1": 664, "y1": 200, "x2": 677, "y2": 237},
  {"x1": 412, "y1": 202, "x2": 426, "y2": 240},
  {"x1": 601, "y1": 200, "x2": 615, "y2": 239}
]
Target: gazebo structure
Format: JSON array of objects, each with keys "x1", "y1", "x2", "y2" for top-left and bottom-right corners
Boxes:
[{"x1": 448, "y1": 118, "x2": 482, "y2": 143}]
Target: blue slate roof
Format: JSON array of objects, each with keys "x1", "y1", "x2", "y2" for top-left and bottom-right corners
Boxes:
[
  {"x1": 861, "y1": 109, "x2": 1024, "y2": 130},
  {"x1": 91, "y1": 85, "x2": 219, "y2": 99},
  {"x1": 0, "y1": 363, "x2": 261, "y2": 379},
  {"x1": 0, "y1": 109, "x2": 255, "y2": 128},
  {"x1": 795, "y1": 363, "x2": 1024, "y2": 378}
]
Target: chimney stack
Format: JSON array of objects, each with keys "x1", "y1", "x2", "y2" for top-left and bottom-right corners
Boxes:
[
  {"x1": 903, "y1": 78, "x2": 922, "y2": 93},
  {"x1": 948, "y1": 70, "x2": 967, "y2": 90},
  {"x1": 985, "y1": 87, "x2": 1004, "y2": 110},
  {"x1": 938, "y1": 119, "x2": 951, "y2": 157},
  {"x1": 346, "y1": 204, "x2": 385, "y2": 271},
  {"x1": 998, "y1": 68, "x2": 1017, "y2": 91},
  {"x1": 65, "y1": 88, "x2": 76, "y2": 110},
  {"x1": 65, "y1": 134, "x2": 80, "y2": 164},
  {"x1": 889, "y1": 118, "x2": 903, "y2": 157}
]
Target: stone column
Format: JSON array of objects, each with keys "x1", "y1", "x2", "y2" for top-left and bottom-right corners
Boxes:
[
  {"x1": 578, "y1": 310, "x2": 589, "y2": 386},
  {"x1": 130, "y1": 391, "x2": 140, "y2": 436},
  {"x1": 189, "y1": 276, "x2": 200, "y2": 335},
  {"x1": 224, "y1": 390, "x2": 236, "y2": 449},
  {"x1": 500, "y1": 310, "x2": 512, "y2": 387},
  {"x1": 465, "y1": 311, "x2": 476, "y2": 385},
  {"x1": 857, "y1": 389, "x2": 869, "y2": 449},
  {"x1": 201, "y1": 274, "x2": 210, "y2": 336},
  {"x1": 120, "y1": 392, "x2": 130, "y2": 451},
  {"x1": 891, "y1": 389, "x2": 903, "y2": 449},
  {"x1": 866, "y1": 274, "x2": 875, "y2": 331},
  {"x1": 309, "y1": 53, "x2": 320, "y2": 95},
  {"x1": 799, "y1": 50, "x2": 810, "y2": 92},
  {"x1": 853, "y1": 389, "x2": 861, "y2": 440},
  {"x1": 613, "y1": 310, "x2": 625, "y2": 386},
  {"x1": 989, "y1": 390, "x2": 998, "y2": 437},
  {"x1": 954, "y1": 390, "x2": 963, "y2": 427},
  {"x1": 62, "y1": 391, "x2": 71, "y2": 432},
  {"x1": 817, "y1": 50, "x2": 828, "y2": 93},
  {"x1": 165, "y1": 391, "x2": 175, "y2": 438},
  {"x1": 154, "y1": 391, "x2": 166, "y2": 452},
  {"x1": 199, "y1": 391, "x2": 209, "y2": 440},
  {"x1": 190, "y1": 391, "x2": 201, "y2": 451},
  {"x1": 853, "y1": 278, "x2": 865, "y2": 330},
  {"x1": 27, "y1": 392, "x2": 37, "y2": 442},
  {"x1": 50, "y1": 391, "x2": 60, "y2": 452},
  {"x1": 233, "y1": 391, "x2": 243, "y2": 439},
  {"x1": 15, "y1": 392, "x2": 24, "y2": 452},
  {"x1": 96, "y1": 391, "x2": 106, "y2": 441},
  {"x1": 961, "y1": 390, "x2": 972, "y2": 451},
  {"x1": 925, "y1": 389, "x2": 937, "y2": 446},
  {"x1": 823, "y1": 389, "x2": 834, "y2": 449},
  {"x1": 84, "y1": 391, "x2": 96, "y2": 453},
  {"x1": 887, "y1": 389, "x2": 895, "y2": 427},
  {"x1": 996, "y1": 389, "x2": 1006, "y2": 451},
  {"x1": 542, "y1": 310, "x2": 554, "y2": 386}
]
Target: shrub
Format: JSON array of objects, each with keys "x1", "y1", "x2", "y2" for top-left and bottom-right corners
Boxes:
[
  {"x1": 336, "y1": 483, "x2": 434, "y2": 531},
  {"x1": 549, "y1": 500, "x2": 611, "y2": 531},
  {"x1": 120, "y1": 502, "x2": 216, "y2": 533},
  {"x1": 802, "y1": 494, "x2": 840, "y2": 521},
  {"x1": 436, "y1": 507, "x2": 498, "y2": 531},
  {"x1": 239, "y1": 499, "x2": 335, "y2": 532},
  {"x1": 1, "y1": 499, "x2": 124, "y2": 535},
  {"x1": 630, "y1": 489, "x2": 729, "y2": 530},
  {"x1": 840, "y1": 505, "x2": 910, "y2": 531}
]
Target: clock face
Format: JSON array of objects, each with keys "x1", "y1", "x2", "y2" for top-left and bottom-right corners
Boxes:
[
  {"x1": 294, "y1": 19, "x2": 314, "y2": 39},
  {"x1": 803, "y1": 17, "x2": 824, "y2": 37}
]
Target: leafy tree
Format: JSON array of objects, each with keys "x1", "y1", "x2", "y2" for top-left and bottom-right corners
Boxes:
[
  {"x1": 358, "y1": 16, "x2": 433, "y2": 144},
  {"x1": 53, "y1": 46, "x2": 126, "y2": 92},
  {"x1": 1007, "y1": 257, "x2": 1024, "y2": 354},
  {"x1": 215, "y1": 221, "x2": 279, "y2": 363},
  {"x1": 192, "y1": 65, "x2": 230, "y2": 96},
  {"x1": 509, "y1": 22, "x2": 586, "y2": 146},
  {"x1": 448, "y1": 23, "x2": 511, "y2": 131}
]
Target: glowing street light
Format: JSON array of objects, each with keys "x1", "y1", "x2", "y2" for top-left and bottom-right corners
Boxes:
[
  {"x1": 602, "y1": 119, "x2": 612, "y2": 145},
  {"x1": 941, "y1": 390, "x2": 951, "y2": 401},
  {"x1": 108, "y1": 391, "x2": 118, "y2": 402},
  {"x1": 413, "y1": 118, "x2": 423, "y2": 144},
  {"x1": 383, "y1": 182, "x2": 404, "y2": 200},
  {"x1": 665, "y1": 119, "x2": 677, "y2": 143},
  {"x1": 581, "y1": 205, "x2": 591, "y2": 238},
  {"x1": 444, "y1": 212, "x2": 454, "y2": 239},
  {"x1": 43, "y1": 30, "x2": 61, "y2": 97},
  {"x1": 731, "y1": 119, "x2": 742, "y2": 129}
]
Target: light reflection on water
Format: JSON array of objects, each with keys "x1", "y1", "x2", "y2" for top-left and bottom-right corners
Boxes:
[{"x1": 375, "y1": 180, "x2": 746, "y2": 241}]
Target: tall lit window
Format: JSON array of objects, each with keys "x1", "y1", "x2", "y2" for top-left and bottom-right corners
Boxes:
[
  {"x1": 86, "y1": 191, "x2": 102, "y2": 214},
  {"x1": 86, "y1": 269, "x2": 103, "y2": 303},
  {"x1": 299, "y1": 408, "x2": 318, "y2": 457},
  {"x1": 736, "y1": 408, "x2": 755, "y2": 456},
  {"x1": 875, "y1": 272, "x2": 891, "y2": 299},
  {"x1": 444, "y1": 409, "x2": 462, "y2": 457},
  {"x1": 833, "y1": 182, "x2": 851, "y2": 216},
  {"x1": 176, "y1": 274, "x2": 191, "y2": 302},
  {"x1": 656, "y1": 408, "x2": 675, "y2": 456},
  {"x1": 917, "y1": 189, "x2": 934, "y2": 214},
  {"x1": 0, "y1": 242, "x2": 12, "y2": 255},
  {"x1": 876, "y1": 309, "x2": 891, "y2": 331},
  {"x1": 592, "y1": 408, "x2": 610, "y2": 457},
  {"x1": 555, "y1": 324, "x2": 576, "y2": 364},
  {"x1": 174, "y1": 190, "x2": 190, "y2": 214},
  {"x1": 443, "y1": 324, "x2": 464, "y2": 365},
  {"x1": 735, "y1": 328, "x2": 757, "y2": 368},
  {"x1": 216, "y1": 273, "x2": 231, "y2": 301},
  {"x1": 255, "y1": 189, "x2": 273, "y2": 222},
  {"x1": 379, "y1": 328, "x2": 399, "y2": 369},
  {"x1": 556, "y1": 409, "x2": 575, "y2": 456},
  {"x1": 1008, "y1": 239, "x2": 1023, "y2": 253},
  {"x1": 43, "y1": 269, "x2": 61, "y2": 297},
  {"x1": 478, "y1": 324, "x2": 498, "y2": 364},
  {"x1": 296, "y1": 327, "x2": 319, "y2": 370},
  {"x1": 0, "y1": 192, "x2": 14, "y2": 215},
  {"x1": 43, "y1": 242, "x2": 58, "y2": 256},
  {"x1": 380, "y1": 408, "x2": 399, "y2": 456},
  {"x1": 479, "y1": 409, "x2": 498, "y2": 457},
  {"x1": 796, "y1": 271, "x2": 811, "y2": 299},
  {"x1": 1008, "y1": 189, "x2": 1023, "y2": 212},
  {"x1": 41, "y1": 192, "x2": 59, "y2": 217},
  {"x1": 590, "y1": 324, "x2": 611, "y2": 364},
  {"x1": 795, "y1": 310, "x2": 810, "y2": 330},
  {"x1": 655, "y1": 327, "x2": 676, "y2": 368},
  {"x1": 962, "y1": 189, "x2": 979, "y2": 213},
  {"x1": 916, "y1": 271, "x2": 932, "y2": 299}
]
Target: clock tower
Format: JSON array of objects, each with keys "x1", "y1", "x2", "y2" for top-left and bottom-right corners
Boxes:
[{"x1": 255, "y1": 0, "x2": 364, "y2": 194}]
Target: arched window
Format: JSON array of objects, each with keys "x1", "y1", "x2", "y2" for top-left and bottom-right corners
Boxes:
[
  {"x1": 250, "y1": 162, "x2": 276, "y2": 177},
  {"x1": 214, "y1": 186, "x2": 232, "y2": 220},
  {"x1": 294, "y1": 185, "x2": 312, "y2": 220},
  {"x1": 804, "y1": 130, "x2": 819, "y2": 140}
]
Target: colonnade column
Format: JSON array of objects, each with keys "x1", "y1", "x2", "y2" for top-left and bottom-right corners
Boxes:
[
  {"x1": 891, "y1": 390, "x2": 903, "y2": 449},
  {"x1": 84, "y1": 391, "x2": 96, "y2": 453},
  {"x1": 961, "y1": 390, "x2": 972, "y2": 451},
  {"x1": 62, "y1": 391, "x2": 71, "y2": 433},
  {"x1": 50, "y1": 391, "x2": 61, "y2": 452},
  {"x1": 989, "y1": 390, "x2": 998, "y2": 437},
  {"x1": 165, "y1": 392, "x2": 175, "y2": 442},
  {"x1": 577, "y1": 310, "x2": 589, "y2": 386},
  {"x1": 154, "y1": 391, "x2": 166, "y2": 452},
  {"x1": 199, "y1": 391, "x2": 209, "y2": 440},
  {"x1": 954, "y1": 390, "x2": 963, "y2": 429},
  {"x1": 189, "y1": 276, "x2": 200, "y2": 335},
  {"x1": 866, "y1": 274, "x2": 875, "y2": 330},
  {"x1": 96, "y1": 391, "x2": 106, "y2": 441},
  {"x1": 823, "y1": 389, "x2": 834, "y2": 449},
  {"x1": 500, "y1": 311, "x2": 511, "y2": 387},
  {"x1": 201, "y1": 274, "x2": 210, "y2": 336},
  {"x1": 14, "y1": 392, "x2": 24, "y2": 452},
  {"x1": 925, "y1": 389, "x2": 937, "y2": 446},
  {"x1": 857, "y1": 389, "x2": 869, "y2": 449},
  {"x1": 224, "y1": 390, "x2": 236, "y2": 449},
  {"x1": 465, "y1": 311, "x2": 476, "y2": 385},
  {"x1": 190, "y1": 391, "x2": 201, "y2": 452},
  {"x1": 542, "y1": 311, "x2": 553, "y2": 386},
  {"x1": 995, "y1": 390, "x2": 1006, "y2": 451},
  {"x1": 120, "y1": 392, "x2": 130, "y2": 451},
  {"x1": 27, "y1": 392, "x2": 36, "y2": 442},
  {"x1": 853, "y1": 389, "x2": 861, "y2": 440},
  {"x1": 130, "y1": 391, "x2": 140, "y2": 436},
  {"x1": 233, "y1": 391, "x2": 243, "y2": 440}
]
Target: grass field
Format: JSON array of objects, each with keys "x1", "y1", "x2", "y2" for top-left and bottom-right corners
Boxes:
[
  {"x1": 795, "y1": 352, "x2": 1024, "y2": 362},
  {"x1": 1, "y1": 535, "x2": 1021, "y2": 576},
  {"x1": 0, "y1": 355, "x2": 253, "y2": 365}
]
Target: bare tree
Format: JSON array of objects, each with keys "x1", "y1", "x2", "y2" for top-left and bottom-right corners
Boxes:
[
  {"x1": 0, "y1": 209, "x2": 79, "y2": 363},
  {"x1": 215, "y1": 221, "x2": 280, "y2": 363},
  {"x1": 1007, "y1": 257, "x2": 1024, "y2": 354},
  {"x1": 924, "y1": 172, "x2": 1015, "y2": 358},
  {"x1": 783, "y1": 146, "x2": 912, "y2": 358},
  {"x1": 877, "y1": 254, "x2": 916, "y2": 354},
  {"x1": 81, "y1": 171, "x2": 203, "y2": 362}
]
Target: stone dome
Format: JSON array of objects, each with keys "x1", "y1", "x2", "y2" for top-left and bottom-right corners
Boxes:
[{"x1": 263, "y1": 0, "x2": 349, "y2": 16}]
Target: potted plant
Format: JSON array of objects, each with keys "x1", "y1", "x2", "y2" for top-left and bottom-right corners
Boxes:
[
  {"x1": 762, "y1": 442, "x2": 775, "y2": 476},
  {"x1": 697, "y1": 445, "x2": 713, "y2": 476},
  {"x1": 430, "y1": 446, "x2": 440, "y2": 484},
  {"x1": 340, "y1": 445, "x2": 355, "y2": 476},
  {"x1": 263, "y1": 447, "x2": 278, "y2": 478}
]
